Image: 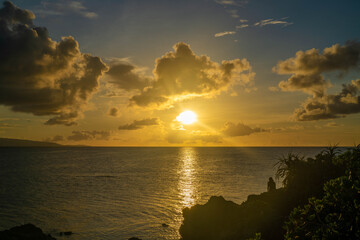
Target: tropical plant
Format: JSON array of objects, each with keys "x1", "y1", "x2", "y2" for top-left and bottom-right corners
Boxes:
[{"x1": 284, "y1": 146, "x2": 360, "y2": 239}]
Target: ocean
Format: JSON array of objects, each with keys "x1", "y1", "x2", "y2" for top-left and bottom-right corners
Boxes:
[{"x1": 0, "y1": 147, "x2": 328, "y2": 239}]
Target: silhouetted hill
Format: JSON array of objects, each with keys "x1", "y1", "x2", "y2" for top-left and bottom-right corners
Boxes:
[{"x1": 0, "y1": 138, "x2": 62, "y2": 147}]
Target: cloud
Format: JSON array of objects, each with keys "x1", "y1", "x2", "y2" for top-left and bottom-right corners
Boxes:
[
  {"x1": 166, "y1": 130, "x2": 222, "y2": 144},
  {"x1": 294, "y1": 79, "x2": 360, "y2": 121},
  {"x1": 325, "y1": 122, "x2": 339, "y2": 127},
  {"x1": 228, "y1": 9, "x2": 239, "y2": 18},
  {"x1": 236, "y1": 24, "x2": 249, "y2": 29},
  {"x1": 239, "y1": 19, "x2": 248, "y2": 23},
  {"x1": 0, "y1": 1, "x2": 107, "y2": 126},
  {"x1": 130, "y1": 42, "x2": 254, "y2": 108},
  {"x1": 214, "y1": 31, "x2": 236, "y2": 37},
  {"x1": 268, "y1": 86, "x2": 280, "y2": 92},
  {"x1": 274, "y1": 41, "x2": 360, "y2": 121},
  {"x1": 106, "y1": 62, "x2": 151, "y2": 91},
  {"x1": 222, "y1": 122, "x2": 267, "y2": 136},
  {"x1": 118, "y1": 118, "x2": 159, "y2": 130},
  {"x1": 215, "y1": 0, "x2": 248, "y2": 6},
  {"x1": 254, "y1": 18, "x2": 292, "y2": 27},
  {"x1": 274, "y1": 41, "x2": 360, "y2": 76},
  {"x1": 108, "y1": 107, "x2": 119, "y2": 117},
  {"x1": 278, "y1": 74, "x2": 329, "y2": 97},
  {"x1": 67, "y1": 130, "x2": 111, "y2": 141},
  {"x1": 38, "y1": 0, "x2": 97, "y2": 18},
  {"x1": 46, "y1": 135, "x2": 64, "y2": 142}
]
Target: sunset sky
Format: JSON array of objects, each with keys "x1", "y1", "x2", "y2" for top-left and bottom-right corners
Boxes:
[{"x1": 1, "y1": 0, "x2": 360, "y2": 146}]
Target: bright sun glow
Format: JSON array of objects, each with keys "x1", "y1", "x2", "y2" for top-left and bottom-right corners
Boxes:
[{"x1": 176, "y1": 110, "x2": 197, "y2": 124}]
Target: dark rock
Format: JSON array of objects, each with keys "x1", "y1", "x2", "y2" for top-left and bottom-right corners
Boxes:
[
  {"x1": 180, "y1": 192, "x2": 288, "y2": 240},
  {"x1": 0, "y1": 224, "x2": 56, "y2": 240},
  {"x1": 162, "y1": 223, "x2": 169, "y2": 227},
  {"x1": 59, "y1": 231, "x2": 72, "y2": 236}
]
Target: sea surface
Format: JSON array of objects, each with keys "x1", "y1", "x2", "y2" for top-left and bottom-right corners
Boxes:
[{"x1": 0, "y1": 147, "x2": 332, "y2": 239}]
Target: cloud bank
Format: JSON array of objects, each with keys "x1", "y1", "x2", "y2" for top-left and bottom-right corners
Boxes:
[
  {"x1": 130, "y1": 42, "x2": 254, "y2": 108},
  {"x1": 0, "y1": 1, "x2": 107, "y2": 126},
  {"x1": 274, "y1": 41, "x2": 360, "y2": 120}
]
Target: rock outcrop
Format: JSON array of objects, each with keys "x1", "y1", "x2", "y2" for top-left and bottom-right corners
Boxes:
[{"x1": 0, "y1": 224, "x2": 56, "y2": 240}]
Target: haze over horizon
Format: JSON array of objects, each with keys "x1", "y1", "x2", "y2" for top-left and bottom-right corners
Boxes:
[{"x1": 1, "y1": 0, "x2": 360, "y2": 146}]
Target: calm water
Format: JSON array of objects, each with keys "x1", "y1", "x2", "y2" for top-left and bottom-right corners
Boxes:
[{"x1": 0, "y1": 147, "x2": 326, "y2": 239}]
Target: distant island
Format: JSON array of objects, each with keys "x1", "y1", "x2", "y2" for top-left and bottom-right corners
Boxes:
[{"x1": 0, "y1": 138, "x2": 62, "y2": 147}]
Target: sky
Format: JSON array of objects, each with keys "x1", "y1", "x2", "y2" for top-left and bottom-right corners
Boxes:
[{"x1": 0, "y1": 0, "x2": 360, "y2": 146}]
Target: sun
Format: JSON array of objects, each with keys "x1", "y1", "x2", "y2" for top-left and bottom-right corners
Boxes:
[{"x1": 176, "y1": 110, "x2": 197, "y2": 125}]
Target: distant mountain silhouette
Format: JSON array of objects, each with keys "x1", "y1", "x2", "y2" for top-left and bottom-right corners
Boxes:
[{"x1": 0, "y1": 138, "x2": 62, "y2": 147}]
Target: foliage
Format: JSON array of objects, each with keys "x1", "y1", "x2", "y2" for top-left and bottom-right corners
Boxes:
[
  {"x1": 275, "y1": 146, "x2": 346, "y2": 199},
  {"x1": 246, "y1": 233, "x2": 262, "y2": 240},
  {"x1": 284, "y1": 146, "x2": 360, "y2": 239}
]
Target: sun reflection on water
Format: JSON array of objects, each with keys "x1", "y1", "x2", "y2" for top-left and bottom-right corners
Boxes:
[{"x1": 178, "y1": 147, "x2": 198, "y2": 208}]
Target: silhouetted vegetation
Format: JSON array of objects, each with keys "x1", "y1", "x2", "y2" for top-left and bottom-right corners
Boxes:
[
  {"x1": 284, "y1": 146, "x2": 360, "y2": 239},
  {"x1": 180, "y1": 146, "x2": 360, "y2": 240}
]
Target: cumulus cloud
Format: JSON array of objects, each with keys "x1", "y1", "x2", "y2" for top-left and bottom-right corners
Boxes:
[
  {"x1": 274, "y1": 41, "x2": 360, "y2": 76},
  {"x1": 67, "y1": 130, "x2": 111, "y2": 141},
  {"x1": 166, "y1": 130, "x2": 222, "y2": 144},
  {"x1": 108, "y1": 107, "x2": 119, "y2": 117},
  {"x1": 130, "y1": 42, "x2": 254, "y2": 108},
  {"x1": 106, "y1": 62, "x2": 151, "y2": 91},
  {"x1": 0, "y1": 1, "x2": 107, "y2": 126},
  {"x1": 274, "y1": 41, "x2": 360, "y2": 120},
  {"x1": 38, "y1": 0, "x2": 97, "y2": 18},
  {"x1": 214, "y1": 31, "x2": 236, "y2": 37},
  {"x1": 118, "y1": 118, "x2": 159, "y2": 130},
  {"x1": 222, "y1": 122, "x2": 267, "y2": 136},
  {"x1": 254, "y1": 18, "x2": 293, "y2": 27},
  {"x1": 294, "y1": 79, "x2": 360, "y2": 121},
  {"x1": 278, "y1": 74, "x2": 328, "y2": 97}
]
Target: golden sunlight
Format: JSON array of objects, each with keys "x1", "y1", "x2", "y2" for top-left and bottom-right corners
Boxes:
[{"x1": 176, "y1": 110, "x2": 197, "y2": 125}]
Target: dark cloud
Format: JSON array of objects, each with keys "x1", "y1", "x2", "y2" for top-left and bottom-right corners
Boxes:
[
  {"x1": 294, "y1": 79, "x2": 360, "y2": 121},
  {"x1": 0, "y1": 1, "x2": 107, "y2": 126},
  {"x1": 118, "y1": 118, "x2": 159, "y2": 130},
  {"x1": 274, "y1": 41, "x2": 360, "y2": 96},
  {"x1": 130, "y1": 42, "x2": 254, "y2": 108},
  {"x1": 278, "y1": 74, "x2": 328, "y2": 97},
  {"x1": 67, "y1": 130, "x2": 111, "y2": 141},
  {"x1": 222, "y1": 122, "x2": 267, "y2": 137},
  {"x1": 108, "y1": 107, "x2": 119, "y2": 117},
  {"x1": 274, "y1": 42, "x2": 360, "y2": 120},
  {"x1": 106, "y1": 62, "x2": 151, "y2": 91},
  {"x1": 274, "y1": 41, "x2": 360, "y2": 75},
  {"x1": 166, "y1": 130, "x2": 222, "y2": 144}
]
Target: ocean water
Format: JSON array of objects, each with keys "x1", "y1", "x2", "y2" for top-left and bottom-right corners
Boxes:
[{"x1": 0, "y1": 147, "x2": 327, "y2": 239}]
